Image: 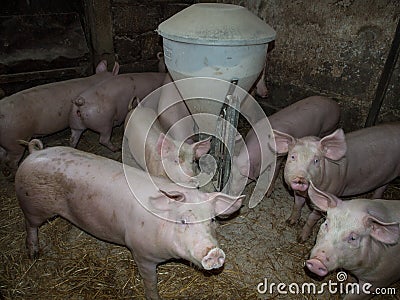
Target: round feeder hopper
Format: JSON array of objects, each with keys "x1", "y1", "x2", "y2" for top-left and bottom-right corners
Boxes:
[{"x1": 157, "y1": 3, "x2": 276, "y2": 192}]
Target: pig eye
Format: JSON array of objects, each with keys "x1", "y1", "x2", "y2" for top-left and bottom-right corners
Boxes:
[
  {"x1": 290, "y1": 154, "x2": 295, "y2": 160},
  {"x1": 347, "y1": 232, "x2": 360, "y2": 245},
  {"x1": 314, "y1": 158, "x2": 319, "y2": 165},
  {"x1": 180, "y1": 219, "x2": 187, "y2": 225}
]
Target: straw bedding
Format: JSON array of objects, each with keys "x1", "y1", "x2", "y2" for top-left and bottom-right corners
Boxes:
[{"x1": 1, "y1": 125, "x2": 399, "y2": 299}]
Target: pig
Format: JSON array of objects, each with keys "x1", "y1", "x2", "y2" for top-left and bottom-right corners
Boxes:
[
  {"x1": 274, "y1": 122, "x2": 400, "y2": 242},
  {"x1": 69, "y1": 72, "x2": 167, "y2": 151},
  {"x1": 15, "y1": 139, "x2": 244, "y2": 300},
  {"x1": 230, "y1": 96, "x2": 340, "y2": 204},
  {"x1": 306, "y1": 182, "x2": 400, "y2": 300},
  {"x1": 0, "y1": 60, "x2": 119, "y2": 178},
  {"x1": 124, "y1": 105, "x2": 211, "y2": 186}
]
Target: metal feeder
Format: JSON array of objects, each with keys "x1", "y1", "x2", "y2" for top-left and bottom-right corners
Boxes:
[{"x1": 157, "y1": 3, "x2": 276, "y2": 192}]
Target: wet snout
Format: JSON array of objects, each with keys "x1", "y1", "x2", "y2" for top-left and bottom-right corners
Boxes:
[{"x1": 201, "y1": 247, "x2": 226, "y2": 270}]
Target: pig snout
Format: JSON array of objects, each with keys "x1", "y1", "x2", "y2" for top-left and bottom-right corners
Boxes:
[
  {"x1": 290, "y1": 176, "x2": 309, "y2": 192},
  {"x1": 306, "y1": 258, "x2": 328, "y2": 277},
  {"x1": 201, "y1": 247, "x2": 226, "y2": 270}
]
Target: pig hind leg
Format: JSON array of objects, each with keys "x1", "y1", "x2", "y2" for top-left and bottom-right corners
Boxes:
[
  {"x1": 70, "y1": 128, "x2": 84, "y2": 148},
  {"x1": 98, "y1": 125, "x2": 120, "y2": 152},
  {"x1": 372, "y1": 184, "x2": 388, "y2": 199}
]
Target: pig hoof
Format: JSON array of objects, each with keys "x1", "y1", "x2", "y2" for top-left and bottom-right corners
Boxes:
[
  {"x1": 297, "y1": 234, "x2": 308, "y2": 244},
  {"x1": 286, "y1": 217, "x2": 298, "y2": 226},
  {"x1": 28, "y1": 250, "x2": 39, "y2": 260}
]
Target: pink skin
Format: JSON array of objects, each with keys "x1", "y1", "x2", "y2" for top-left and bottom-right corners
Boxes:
[
  {"x1": 306, "y1": 183, "x2": 400, "y2": 300},
  {"x1": 0, "y1": 60, "x2": 119, "y2": 178},
  {"x1": 231, "y1": 96, "x2": 340, "y2": 205},
  {"x1": 15, "y1": 140, "x2": 244, "y2": 300},
  {"x1": 124, "y1": 106, "x2": 211, "y2": 186},
  {"x1": 69, "y1": 72, "x2": 166, "y2": 151},
  {"x1": 274, "y1": 122, "x2": 400, "y2": 242}
]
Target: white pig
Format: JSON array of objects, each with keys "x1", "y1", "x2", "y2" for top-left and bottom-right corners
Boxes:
[
  {"x1": 306, "y1": 182, "x2": 400, "y2": 300},
  {"x1": 124, "y1": 105, "x2": 211, "y2": 185},
  {"x1": 16, "y1": 139, "x2": 244, "y2": 300}
]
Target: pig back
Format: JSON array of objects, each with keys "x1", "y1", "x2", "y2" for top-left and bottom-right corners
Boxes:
[
  {"x1": 0, "y1": 72, "x2": 113, "y2": 140},
  {"x1": 340, "y1": 122, "x2": 400, "y2": 196},
  {"x1": 15, "y1": 146, "x2": 159, "y2": 247},
  {"x1": 269, "y1": 96, "x2": 340, "y2": 138}
]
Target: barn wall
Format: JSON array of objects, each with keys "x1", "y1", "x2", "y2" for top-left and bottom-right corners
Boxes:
[{"x1": 198, "y1": 0, "x2": 400, "y2": 130}]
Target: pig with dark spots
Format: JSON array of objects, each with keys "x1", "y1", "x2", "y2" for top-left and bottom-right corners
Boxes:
[
  {"x1": 0, "y1": 60, "x2": 119, "y2": 178},
  {"x1": 274, "y1": 122, "x2": 400, "y2": 242},
  {"x1": 69, "y1": 72, "x2": 167, "y2": 151},
  {"x1": 230, "y1": 96, "x2": 340, "y2": 201},
  {"x1": 306, "y1": 182, "x2": 400, "y2": 300},
  {"x1": 124, "y1": 105, "x2": 211, "y2": 186},
  {"x1": 16, "y1": 139, "x2": 243, "y2": 300}
]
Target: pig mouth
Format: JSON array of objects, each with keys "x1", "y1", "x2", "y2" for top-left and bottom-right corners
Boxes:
[{"x1": 290, "y1": 178, "x2": 309, "y2": 192}]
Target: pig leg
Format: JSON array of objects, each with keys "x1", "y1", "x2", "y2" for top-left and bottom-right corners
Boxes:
[
  {"x1": 298, "y1": 209, "x2": 323, "y2": 243},
  {"x1": 133, "y1": 258, "x2": 160, "y2": 300},
  {"x1": 3, "y1": 150, "x2": 24, "y2": 179},
  {"x1": 372, "y1": 184, "x2": 387, "y2": 199},
  {"x1": 70, "y1": 128, "x2": 84, "y2": 148},
  {"x1": 286, "y1": 192, "x2": 306, "y2": 225},
  {"x1": 97, "y1": 125, "x2": 120, "y2": 152},
  {"x1": 25, "y1": 220, "x2": 40, "y2": 259}
]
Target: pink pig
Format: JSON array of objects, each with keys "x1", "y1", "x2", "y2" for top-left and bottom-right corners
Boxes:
[
  {"x1": 16, "y1": 140, "x2": 244, "y2": 300},
  {"x1": 231, "y1": 96, "x2": 340, "y2": 201},
  {"x1": 274, "y1": 122, "x2": 400, "y2": 242},
  {"x1": 306, "y1": 182, "x2": 400, "y2": 300},
  {"x1": 0, "y1": 60, "x2": 119, "y2": 178},
  {"x1": 124, "y1": 105, "x2": 211, "y2": 185},
  {"x1": 69, "y1": 72, "x2": 167, "y2": 151}
]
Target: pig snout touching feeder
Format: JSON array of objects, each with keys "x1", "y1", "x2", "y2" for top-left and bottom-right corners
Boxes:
[{"x1": 157, "y1": 3, "x2": 276, "y2": 193}]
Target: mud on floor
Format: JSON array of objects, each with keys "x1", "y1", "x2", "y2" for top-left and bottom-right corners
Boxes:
[{"x1": 1, "y1": 126, "x2": 400, "y2": 299}]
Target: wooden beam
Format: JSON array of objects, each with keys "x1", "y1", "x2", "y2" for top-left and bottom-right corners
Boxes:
[{"x1": 84, "y1": 0, "x2": 115, "y2": 69}]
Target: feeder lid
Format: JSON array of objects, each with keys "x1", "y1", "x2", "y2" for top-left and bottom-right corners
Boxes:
[{"x1": 157, "y1": 3, "x2": 276, "y2": 46}]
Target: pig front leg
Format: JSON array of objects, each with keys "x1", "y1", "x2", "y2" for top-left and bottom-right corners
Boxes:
[
  {"x1": 298, "y1": 209, "x2": 323, "y2": 243},
  {"x1": 134, "y1": 259, "x2": 160, "y2": 300},
  {"x1": 286, "y1": 192, "x2": 306, "y2": 225},
  {"x1": 3, "y1": 150, "x2": 24, "y2": 180}
]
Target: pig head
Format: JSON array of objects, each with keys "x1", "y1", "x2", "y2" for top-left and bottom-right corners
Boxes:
[
  {"x1": 15, "y1": 140, "x2": 244, "y2": 300},
  {"x1": 306, "y1": 182, "x2": 400, "y2": 300},
  {"x1": 124, "y1": 106, "x2": 211, "y2": 186}
]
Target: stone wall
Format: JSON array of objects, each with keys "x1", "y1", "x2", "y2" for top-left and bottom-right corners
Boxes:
[{"x1": 199, "y1": 0, "x2": 400, "y2": 130}]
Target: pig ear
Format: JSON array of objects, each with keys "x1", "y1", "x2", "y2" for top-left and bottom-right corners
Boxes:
[
  {"x1": 95, "y1": 60, "x2": 108, "y2": 73},
  {"x1": 156, "y1": 133, "x2": 176, "y2": 158},
  {"x1": 364, "y1": 215, "x2": 400, "y2": 244},
  {"x1": 307, "y1": 181, "x2": 342, "y2": 212},
  {"x1": 192, "y1": 137, "x2": 211, "y2": 158},
  {"x1": 112, "y1": 61, "x2": 120, "y2": 75},
  {"x1": 148, "y1": 190, "x2": 186, "y2": 211},
  {"x1": 319, "y1": 129, "x2": 347, "y2": 161},
  {"x1": 208, "y1": 193, "x2": 245, "y2": 217},
  {"x1": 271, "y1": 130, "x2": 295, "y2": 154}
]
